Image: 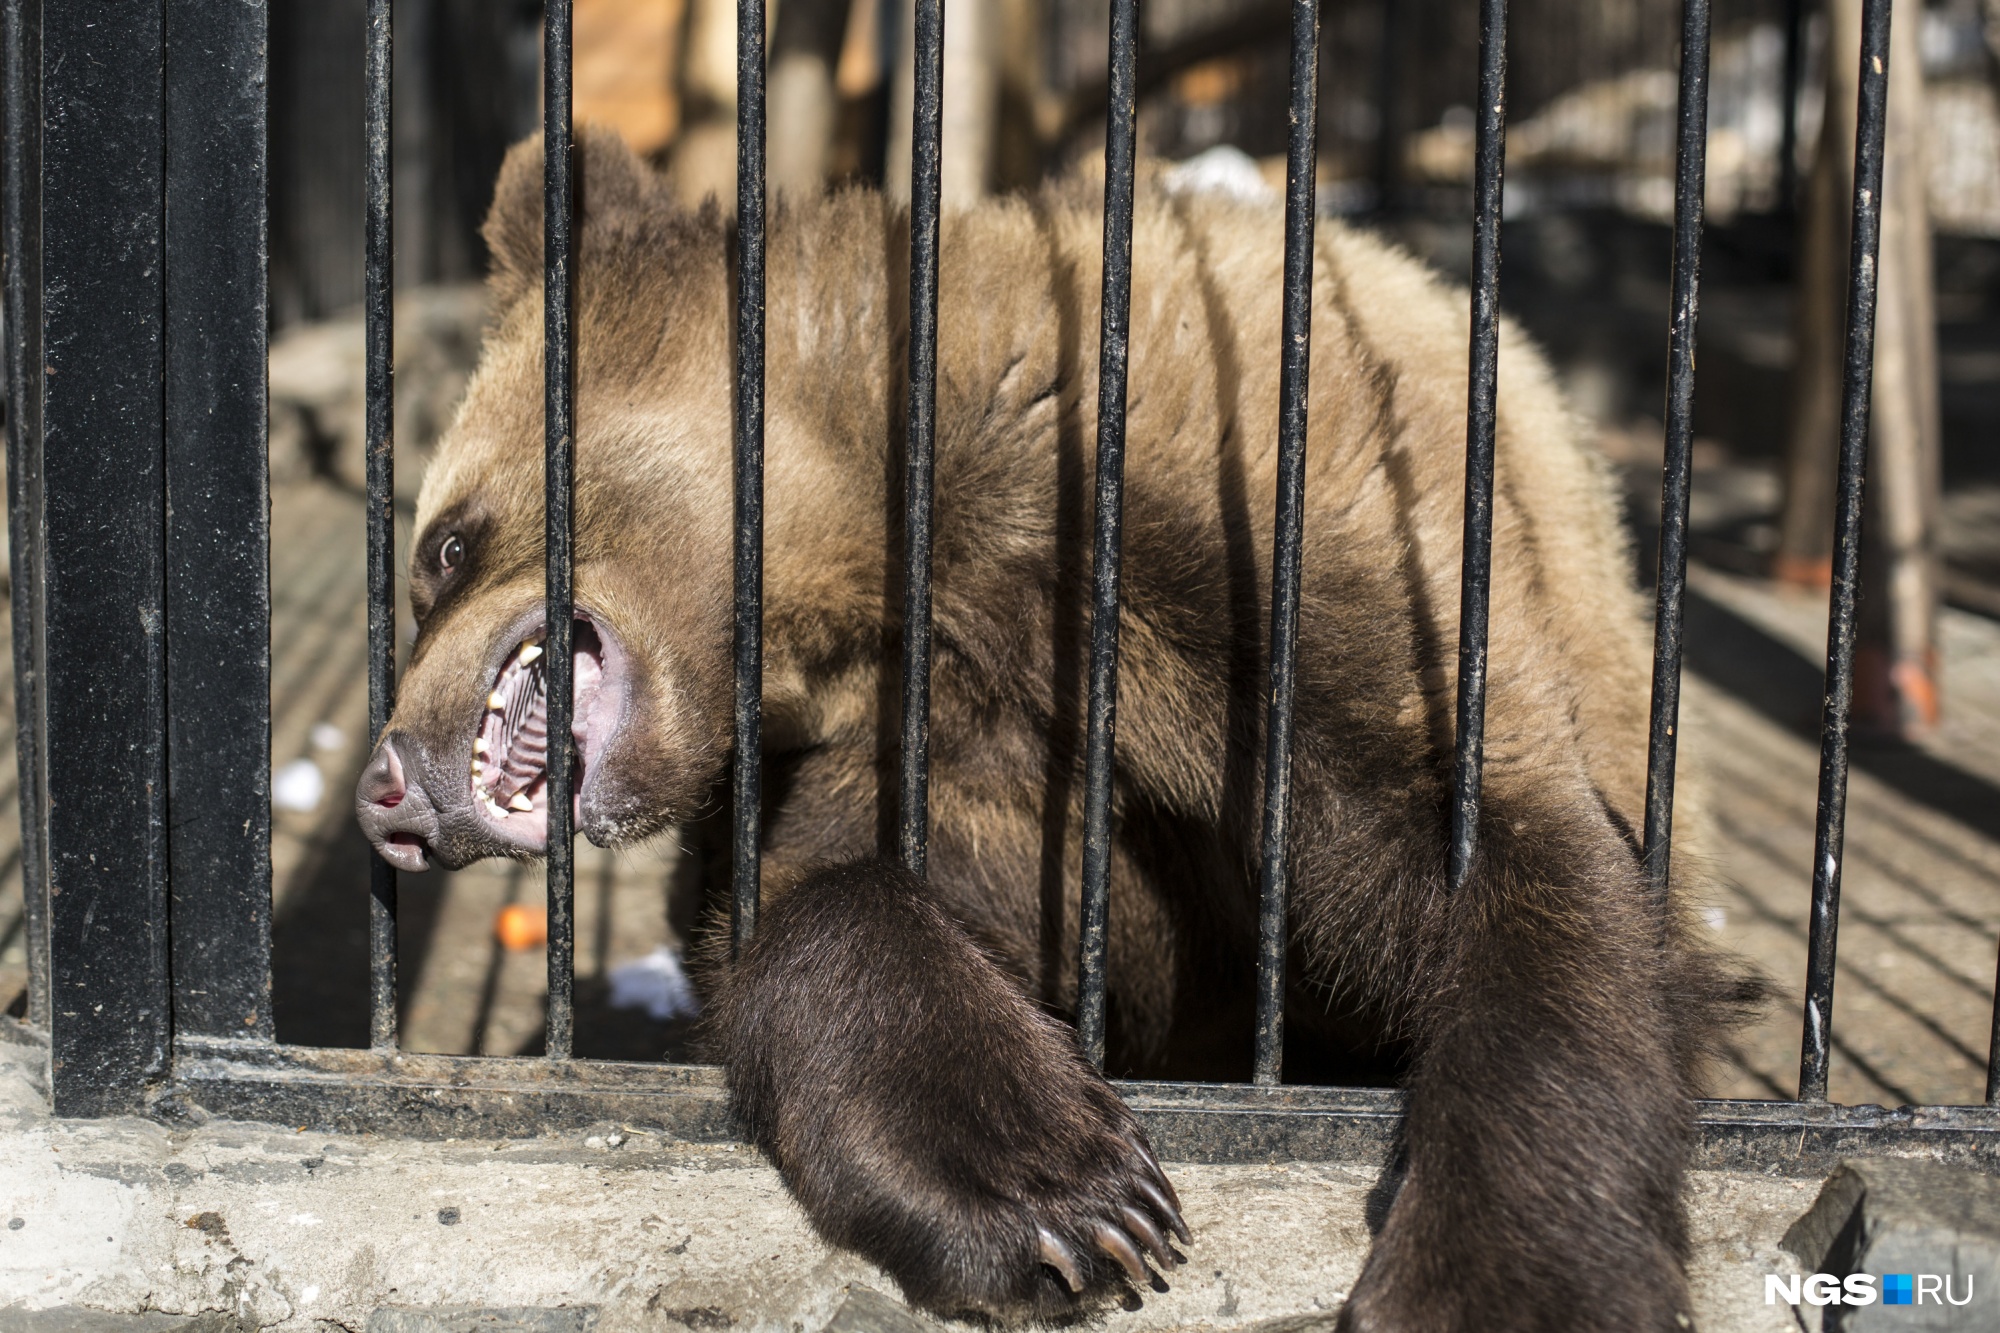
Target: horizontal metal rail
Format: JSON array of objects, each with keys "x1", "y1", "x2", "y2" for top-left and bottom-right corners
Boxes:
[{"x1": 144, "y1": 1032, "x2": 2000, "y2": 1174}]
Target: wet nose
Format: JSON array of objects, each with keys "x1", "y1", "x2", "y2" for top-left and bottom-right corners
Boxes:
[{"x1": 355, "y1": 735, "x2": 438, "y2": 872}]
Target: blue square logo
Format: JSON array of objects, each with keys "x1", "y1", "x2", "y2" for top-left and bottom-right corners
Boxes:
[{"x1": 1883, "y1": 1274, "x2": 1914, "y2": 1305}]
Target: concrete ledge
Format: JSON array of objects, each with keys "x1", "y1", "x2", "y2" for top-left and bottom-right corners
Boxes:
[
  {"x1": 1782, "y1": 1159, "x2": 2000, "y2": 1330},
  {"x1": 0, "y1": 1042, "x2": 1821, "y2": 1331}
]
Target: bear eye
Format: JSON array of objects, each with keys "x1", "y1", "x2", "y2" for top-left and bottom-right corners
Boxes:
[{"x1": 438, "y1": 533, "x2": 465, "y2": 571}]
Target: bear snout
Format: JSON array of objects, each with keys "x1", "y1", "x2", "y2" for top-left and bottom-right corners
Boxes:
[{"x1": 355, "y1": 734, "x2": 441, "y2": 872}]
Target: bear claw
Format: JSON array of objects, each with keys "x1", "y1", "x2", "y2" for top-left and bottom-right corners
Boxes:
[
  {"x1": 1037, "y1": 1226, "x2": 1085, "y2": 1293},
  {"x1": 1128, "y1": 1137, "x2": 1182, "y2": 1206},
  {"x1": 1134, "y1": 1173, "x2": 1190, "y2": 1244},
  {"x1": 1119, "y1": 1203, "x2": 1176, "y2": 1269},
  {"x1": 1093, "y1": 1221, "x2": 1150, "y2": 1284}
]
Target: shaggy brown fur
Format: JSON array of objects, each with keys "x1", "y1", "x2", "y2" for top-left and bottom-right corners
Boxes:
[{"x1": 355, "y1": 129, "x2": 1757, "y2": 1329}]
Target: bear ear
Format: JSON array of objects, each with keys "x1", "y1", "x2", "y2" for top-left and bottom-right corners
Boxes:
[{"x1": 483, "y1": 125, "x2": 659, "y2": 311}]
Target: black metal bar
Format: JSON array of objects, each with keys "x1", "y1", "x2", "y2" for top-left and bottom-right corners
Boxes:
[
  {"x1": 1447, "y1": 0, "x2": 1507, "y2": 892},
  {"x1": 1778, "y1": 0, "x2": 1805, "y2": 213},
  {"x1": 1253, "y1": 0, "x2": 1322, "y2": 1088},
  {"x1": 164, "y1": 0, "x2": 273, "y2": 1042},
  {"x1": 732, "y1": 0, "x2": 766, "y2": 959},
  {"x1": 898, "y1": 0, "x2": 943, "y2": 880},
  {"x1": 1798, "y1": 0, "x2": 1892, "y2": 1105},
  {"x1": 1074, "y1": 0, "x2": 1140, "y2": 1072},
  {"x1": 41, "y1": 0, "x2": 170, "y2": 1115},
  {"x1": 544, "y1": 0, "x2": 577, "y2": 1060},
  {"x1": 159, "y1": 1036, "x2": 2000, "y2": 1176},
  {"x1": 1639, "y1": 0, "x2": 1711, "y2": 899},
  {"x1": 1, "y1": 0, "x2": 47, "y2": 1031},
  {"x1": 364, "y1": 0, "x2": 398, "y2": 1053}
]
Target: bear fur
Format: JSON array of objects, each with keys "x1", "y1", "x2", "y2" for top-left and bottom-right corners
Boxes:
[{"x1": 355, "y1": 129, "x2": 1756, "y2": 1330}]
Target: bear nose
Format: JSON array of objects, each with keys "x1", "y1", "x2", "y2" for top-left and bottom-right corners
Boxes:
[
  {"x1": 355, "y1": 735, "x2": 439, "y2": 872},
  {"x1": 358, "y1": 738, "x2": 407, "y2": 808}
]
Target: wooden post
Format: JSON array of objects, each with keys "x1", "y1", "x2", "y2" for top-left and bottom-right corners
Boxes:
[
  {"x1": 1777, "y1": 0, "x2": 1941, "y2": 736},
  {"x1": 886, "y1": 0, "x2": 999, "y2": 205},
  {"x1": 670, "y1": 0, "x2": 758, "y2": 204},
  {"x1": 768, "y1": 0, "x2": 852, "y2": 194}
]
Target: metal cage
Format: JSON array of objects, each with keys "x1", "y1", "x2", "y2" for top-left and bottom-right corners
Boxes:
[{"x1": 4, "y1": 0, "x2": 1998, "y2": 1169}]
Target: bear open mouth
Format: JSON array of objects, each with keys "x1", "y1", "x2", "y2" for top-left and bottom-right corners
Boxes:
[{"x1": 471, "y1": 619, "x2": 606, "y2": 841}]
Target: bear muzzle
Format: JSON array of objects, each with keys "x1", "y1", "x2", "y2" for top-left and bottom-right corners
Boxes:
[
  {"x1": 355, "y1": 612, "x2": 627, "y2": 871},
  {"x1": 354, "y1": 735, "x2": 441, "y2": 871}
]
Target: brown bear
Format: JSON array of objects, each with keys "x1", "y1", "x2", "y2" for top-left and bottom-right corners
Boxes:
[{"x1": 355, "y1": 129, "x2": 1754, "y2": 1330}]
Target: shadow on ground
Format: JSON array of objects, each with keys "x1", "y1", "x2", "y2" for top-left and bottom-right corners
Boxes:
[{"x1": 1683, "y1": 584, "x2": 2000, "y2": 846}]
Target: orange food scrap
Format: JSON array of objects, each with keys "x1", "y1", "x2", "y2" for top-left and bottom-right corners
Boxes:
[{"x1": 496, "y1": 904, "x2": 549, "y2": 951}]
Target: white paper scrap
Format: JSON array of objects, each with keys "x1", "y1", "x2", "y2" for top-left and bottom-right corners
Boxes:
[
  {"x1": 272, "y1": 757, "x2": 325, "y2": 813},
  {"x1": 607, "y1": 945, "x2": 701, "y2": 1021}
]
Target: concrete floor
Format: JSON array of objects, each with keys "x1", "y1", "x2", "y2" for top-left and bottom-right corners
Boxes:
[{"x1": 0, "y1": 1037, "x2": 1816, "y2": 1332}]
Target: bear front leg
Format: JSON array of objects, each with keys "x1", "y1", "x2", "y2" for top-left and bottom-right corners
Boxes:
[
  {"x1": 1336, "y1": 822, "x2": 1703, "y2": 1333},
  {"x1": 704, "y1": 858, "x2": 1190, "y2": 1319}
]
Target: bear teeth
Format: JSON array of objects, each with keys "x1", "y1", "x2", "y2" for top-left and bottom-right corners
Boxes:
[
  {"x1": 475, "y1": 638, "x2": 553, "y2": 816},
  {"x1": 470, "y1": 625, "x2": 604, "y2": 826}
]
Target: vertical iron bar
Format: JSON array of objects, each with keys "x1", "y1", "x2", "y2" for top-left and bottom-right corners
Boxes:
[
  {"x1": 1778, "y1": 0, "x2": 1805, "y2": 213},
  {"x1": 1074, "y1": 0, "x2": 1139, "y2": 1071},
  {"x1": 1798, "y1": 0, "x2": 1891, "y2": 1105},
  {"x1": 1639, "y1": 0, "x2": 1711, "y2": 899},
  {"x1": 364, "y1": 0, "x2": 398, "y2": 1052},
  {"x1": 544, "y1": 0, "x2": 577, "y2": 1060},
  {"x1": 899, "y1": 0, "x2": 943, "y2": 879},
  {"x1": 1448, "y1": 0, "x2": 1508, "y2": 892},
  {"x1": 41, "y1": 0, "x2": 169, "y2": 1114},
  {"x1": 165, "y1": 0, "x2": 272, "y2": 1039},
  {"x1": 1, "y1": 0, "x2": 46, "y2": 1031},
  {"x1": 1253, "y1": 0, "x2": 1322, "y2": 1088},
  {"x1": 732, "y1": 0, "x2": 766, "y2": 958}
]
